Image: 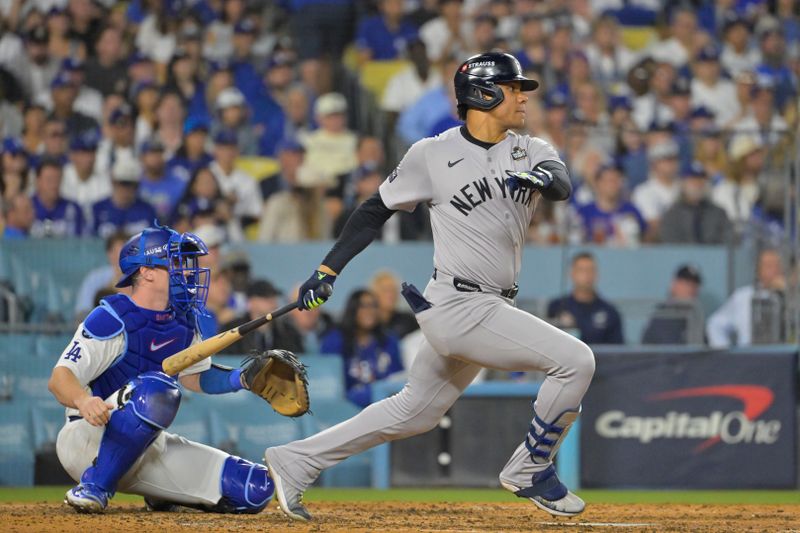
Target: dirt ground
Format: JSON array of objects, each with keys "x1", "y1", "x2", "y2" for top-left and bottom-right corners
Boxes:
[{"x1": 1, "y1": 501, "x2": 799, "y2": 532}]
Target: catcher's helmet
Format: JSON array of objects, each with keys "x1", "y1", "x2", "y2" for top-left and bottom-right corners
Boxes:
[{"x1": 454, "y1": 52, "x2": 539, "y2": 112}]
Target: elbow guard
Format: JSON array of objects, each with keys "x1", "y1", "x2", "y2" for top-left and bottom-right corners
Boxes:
[{"x1": 537, "y1": 161, "x2": 572, "y2": 202}]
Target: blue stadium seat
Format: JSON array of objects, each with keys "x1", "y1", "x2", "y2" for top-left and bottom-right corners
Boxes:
[
  {"x1": 0, "y1": 404, "x2": 34, "y2": 486},
  {"x1": 301, "y1": 400, "x2": 371, "y2": 487},
  {"x1": 302, "y1": 354, "x2": 346, "y2": 401},
  {"x1": 36, "y1": 334, "x2": 73, "y2": 359},
  {"x1": 31, "y1": 404, "x2": 66, "y2": 451},
  {"x1": 0, "y1": 333, "x2": 37, "y2": 358},
  {"x1": 210, "y1": 402, "x2": 304, "y2": 464}
]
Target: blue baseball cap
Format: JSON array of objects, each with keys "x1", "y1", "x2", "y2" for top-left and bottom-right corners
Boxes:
[
  {"x1": 682, "y1": 161, "x2": 708, "y2": 179},
  {"x1": 609, "y1": 94, "x2": 632, "y2": 111},
  {"x1": 127, "y1": 51, "x2": 152, "y2": 67},
  {"x1": 276, "y1": 138, "x2": 305, "y2": 153},
  {"x1": 69, "y1": 129, "x2": 100, "y2": 152},
  {"x1": 213, "y1": 129, "x2": 238, "y2": 146},
  {"x1": 696, "y1": 44, "x2": 720, "y2": 62},
  {"x1": 62, "y1": 57, "x2": 85, "y2": 71},
  {"x1": 2, "y1": 137, "x2": 25, "y2": 156},
  {"x1": 690, "y1": 106, "x2": 715, "y2": 120},
  {"x1": 109, "y1": 104, "x2": 134, "y2": 125},
  {"x1": 234, "y1": 19, "x2": 257, "y2": 35},
  {"x1": 544, "y1": 88, "x2": 568, "y2": 109},
  {"x1": 51, "y1": 70, "x2": 75, "y2": 89},
  {"x1": 184, "y1": 115, "x2": 210, "y2": 135},
  {"x1": 141, "y1": 136, "x2": 165, "y2": 152},
  {"x1": 208, "y1": 59, "x2": 233, "y2": 73}
]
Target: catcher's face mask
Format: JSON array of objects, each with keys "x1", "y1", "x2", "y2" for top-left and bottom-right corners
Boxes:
[{"x1": 167, "y1": 231, "x2": 210, "y2": 314}]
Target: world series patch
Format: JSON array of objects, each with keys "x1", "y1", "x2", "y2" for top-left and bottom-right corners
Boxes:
[{"x1": 511, "y1": 146, "x2": 527, "y2": 161}]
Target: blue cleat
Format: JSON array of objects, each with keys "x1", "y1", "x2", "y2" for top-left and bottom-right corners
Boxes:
[
  {"x1": 501, "y1": 465, "x2": 585, "y2": 517},
  {"x1": 65, "y1": 483, "x2": 110, "y2": 513}
]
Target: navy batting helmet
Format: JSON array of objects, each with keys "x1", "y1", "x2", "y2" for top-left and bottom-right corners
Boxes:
[{"x1": 454, "y1": 52, "x2": 539, "y2": 113}]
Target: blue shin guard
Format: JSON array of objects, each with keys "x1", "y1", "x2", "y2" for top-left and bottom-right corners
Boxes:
[
  {"x1": 81, "y1": 372, "x2": 181, "y2": 495},
  {"x1": 214, "y1": 456, "x2": 274, "y2": 514}
]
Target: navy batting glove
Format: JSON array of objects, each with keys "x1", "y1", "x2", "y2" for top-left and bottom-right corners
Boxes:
[
  {"x1": 505, "y1": 167, "x2": 554, "y2": 195},
  {"x1": 297, "y1": 270, "x2": 336, "y2": 311}
]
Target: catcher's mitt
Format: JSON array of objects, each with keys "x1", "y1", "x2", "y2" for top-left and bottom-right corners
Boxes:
[{"x1": 242, "y1": 349, "x2": 310, "y2": 417}]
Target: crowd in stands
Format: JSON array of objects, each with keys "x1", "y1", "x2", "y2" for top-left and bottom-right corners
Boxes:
[
  {"x1": 0, "y1": 0, "x2": 795, "y2": 246},
  {"x1": 0, "y1": 0, "x2": 796, "y2": 404}
]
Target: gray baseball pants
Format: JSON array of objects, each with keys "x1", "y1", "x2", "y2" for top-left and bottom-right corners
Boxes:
[{"x1": 267, "y1": 276, "x2": 595, "y2": 489}]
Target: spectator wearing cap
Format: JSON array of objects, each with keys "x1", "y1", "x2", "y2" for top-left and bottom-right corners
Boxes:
[
  {"x1": 577, "y1": 164, "x2": 647, "y2": 246},
  {"x1": 513, "y1": 14, "x2": 546, "y2": 74},
  {"x1": 690, "y1": 44, "x2": 740, "y2": 127},
  {"x1": 91, "y1": 154, "x2": 155, "y2": 239},
  {"x1": 220, "y1": 279, "x2": 305, "y2": 354},
  {"x1": 381, "y1": 39, "x2": 442, "y2": 120},
  {"x1": 166, "y1": 116, "x2": 214, "y2": 183},
  {"x1": 282, "y1": 84, "x2": 314, "y2": 144},
  {"x1": 135, "y1": 4, "x2": 178, "y2": 65},
  {"x1": 47, "y1": 69, "x2": 99, "y2": 137},
  {"x1": 631, "y1": 140, "x2": 681, "y2": 232},
  {"x1": 659, "y1": 162, "x2": 731, "y2": 244},
  {"x1": 332, "y1": 163, "x2": 384, "y2": 238},
  {"x1": 257, "y1": 140, "x2": 313, "y2": 242},
  {"x1": 755, "y1": 25, "x2": 796, "y2": 112},
  {"x1": 34, "y1": 116, "x2": 70, "y2": 170},
  {"x1": 647, "y1": 7, "x2": 698, "y2": 68},
  {"x1": 230, "y1": 19, "x2": 263, "y2": 103},
  {"x1": 210, "y1": 129, "x2": 262, "y2": 237},
  {"x1": 164, "y1": 47, "x2": 208, "y2": 122},
  {"x1": 19, "y1": 26, "x2": 60, "y2": 100},
  {"x1": 262, "y1": 51, "x2": 297, "y2": 107},
  {"x1": 126, "y1": 52, "x2": 157, "y2": 86},
  {"x1": 539, "y1": 88, "x2": 569, "y2": 151},
  {"x1": 356, "y1": 0, "x2": 419, "y2": 64},
  {"x1": 615, "y1": 119, "x2": 649, "y2": 190},
  {"x1": 251, "y1": 56, "x2": 292, "y2": 157},
  {"x1": 733, "y1": 77, "x2": 789, "y2": 148},
  {"x1": 712, "y1": 134, "x2": 764, "y2": 226},
  {"x1": 641, "y1": 265, "x2": 705, "y2": 345},
  {"x1": 720, "y1": 16, "x2": 760, "y2": 78},
  {"x1": 707, "y1": 248, "x2": 785, "y2": 348},
  {"x1": 419, "y1": 0, "x2": 470, "y2": 63},
  {"x1": 84, "y1": 26, "x2": 127, "y2": 97},
  {"x1": 138, "y1": 136, "x2": 187, "y2": 220},
  {"x1": 608, "y1": 94, "x2": 633, "y2": 131},
  {"x1": 632, "y1": 61, "x2": 677, "y2": 132},
  {"x1": 585, "y1": 15, "x2": 638, "y2": 91},
  {"x1": 2, "y1": 194, "x2": 35, "y2": 240},
  {"x1": 95, "y1": 103, "x2": 136, "y2": 178},
  {"x1": 210, "y1": 87, "x2": 259, "y2": 156},
  {"x1": 56, "y1": 57, "x2": 104, "y2": 123},
  {"x1": 397, "y1": 56, "x2": 461, "y2": 145},
  {"x1": 297, "y1": 93, "x2": 358, "y2": 194},
  {"x1": 690, "y1": 110, "x2": 728, "y2": 181},
  {"x1": 30, "y1": 157, "x2": 85, "y2": 238},
  {"x1": 61, "y1": 128, "x2": 110, "y2": 219},
  {"x1": 1, "y1": 137, "x2": 29, "y2": 202}
]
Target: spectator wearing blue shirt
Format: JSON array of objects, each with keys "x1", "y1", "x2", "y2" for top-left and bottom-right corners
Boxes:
[
  {"x1": 30, "y1": 158, "x2": 85, "y2": 238},
  {"x1": 166, "y1": 116, "x2": 214, "y2": 183},
  {"x1": 397, "y1": 57, "x2": 460, "y2": 144},
  {"x1": 577, "y1": 163, "x2": 647, "y2": 245},
  {"x1": 756, "y1": 27, "x2": 797, "y2": 111},
  {"x1": 92, "y1": 155, "x2": 156, "y2": 239},
  {"x1": 355, "y1": 0, "x2": 418, "y2": 63},
  {"x1": 547, "y1": 252, "x2": 624, "y2": 345},
  {"x1": 138, "y1": 136, "x2": 187, "y2": 221},
  {"x1": 2, "y1": 194, "x2": 34, "y2": 239},
  {"x1": 320, "y1": 289, "x2": 403, "y2": 407},
  {"x1": 230, "y1": 20, "x2": 263, "y2": 103}
]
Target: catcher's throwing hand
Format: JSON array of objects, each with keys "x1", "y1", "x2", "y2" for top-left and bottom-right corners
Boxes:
[
  {"x1": 241, "y1": 349, "x2": 310, "y2": 417},
  {"x1": 297, "y1": 269, "x2": 336, "y2": 310},
  {"x1": 505, "y1": 166, "x2": 554, "y2": 195}
]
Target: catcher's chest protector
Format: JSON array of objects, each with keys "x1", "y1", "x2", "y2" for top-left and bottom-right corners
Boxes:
[{"x1": 88, "y1": 294, "x2": 195, "y2": 399}]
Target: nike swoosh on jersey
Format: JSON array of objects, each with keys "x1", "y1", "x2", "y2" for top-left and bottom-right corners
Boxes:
[
  {"x1": 448, "y1": 158, "x2": 464, "y2": 168},
  {"x1": 150, "y1": 338, "x2": 177, "y2": 351}
]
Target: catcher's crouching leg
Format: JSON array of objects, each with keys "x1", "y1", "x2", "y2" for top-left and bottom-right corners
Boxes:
[{"x1": 206, "y1": 456, "x2": 275, "y2": 513}]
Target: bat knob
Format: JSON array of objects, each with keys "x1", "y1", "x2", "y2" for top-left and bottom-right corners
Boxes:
[{"x1": 317, "y1": 283, "x2": 333, "y2": 299}]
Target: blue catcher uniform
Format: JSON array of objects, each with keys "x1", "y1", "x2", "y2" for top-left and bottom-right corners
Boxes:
[{"x1": 54, "y1": 224, "x2": 274, "y2": 514}]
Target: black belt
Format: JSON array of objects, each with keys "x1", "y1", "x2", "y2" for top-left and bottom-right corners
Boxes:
[
  {"x1": 433, "y1": 269, "x2": 519, "y2": 299},
  {"x1": 68, "y1": 415, "x2": 82, "y2": 422}
]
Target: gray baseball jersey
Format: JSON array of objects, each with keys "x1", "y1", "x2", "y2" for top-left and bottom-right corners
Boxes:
[{"x1": 379, "y1": 126, "x2": 565, "y2": 289}]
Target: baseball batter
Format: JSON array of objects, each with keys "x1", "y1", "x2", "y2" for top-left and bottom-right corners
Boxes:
[
  {"x1": 49, "y1": 224, "x2": 274, "y2": 513},
  {"x1": 265, "y1": 52, "x2": 595, "y2": 520}
]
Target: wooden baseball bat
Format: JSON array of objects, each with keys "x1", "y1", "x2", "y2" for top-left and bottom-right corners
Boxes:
[{"x1": 162, "y1": 283, "x2": 332, "y2": 375}]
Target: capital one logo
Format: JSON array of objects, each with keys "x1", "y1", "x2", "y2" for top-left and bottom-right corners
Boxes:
[{"x1": 595, "y1": 385, "x2": 782, "y2": 453}]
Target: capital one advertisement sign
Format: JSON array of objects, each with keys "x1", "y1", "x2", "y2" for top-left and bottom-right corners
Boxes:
[{"x1": 581, "y1": 350, "x2": 797, "y2": 488}]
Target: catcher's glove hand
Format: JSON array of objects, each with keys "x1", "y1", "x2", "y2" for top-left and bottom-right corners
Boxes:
[{"x1": 241, "y1": 349, "x2": 310, "y2": 417}]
